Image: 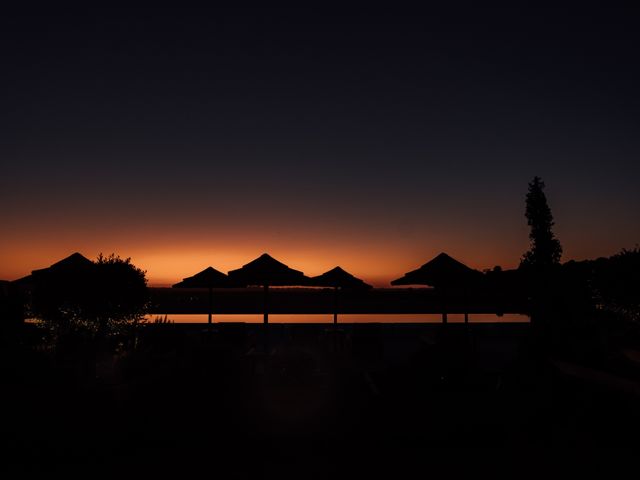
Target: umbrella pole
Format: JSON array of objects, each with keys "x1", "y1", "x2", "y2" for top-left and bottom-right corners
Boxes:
[
  {"x1": 464, "y1": 286, "x2": 469, "y2": 324},
  {"x1": 263, "y1": 284, "x2": 269, "y2": 325},
  {"x1": 208, "y1": 287, "x2": 213, "y2": 325},
  {"x1": 263, "y1": 283, "x2": 270, "y2": 354},
  {"x1": 441, "y1": 289, "x2": 448, "y2": 324}
]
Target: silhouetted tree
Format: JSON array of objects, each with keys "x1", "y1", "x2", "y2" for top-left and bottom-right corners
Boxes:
[
  {"x1": 520, "y1": 176, "x2": 562, "y2": 268},
  {"x1": 592, "y1": 247, "x2": 640, "y2": 324},
  {"x1": 91, "y1": 254, "x2": 149, "y2": 338},
  {"x1": 32, "y1": 253, "x2": 148, "y2": 341}
]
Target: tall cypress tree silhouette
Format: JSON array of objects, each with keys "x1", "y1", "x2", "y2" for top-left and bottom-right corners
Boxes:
[{"x1": 520, "y1": 176, "x2": 563, "y2": 268}]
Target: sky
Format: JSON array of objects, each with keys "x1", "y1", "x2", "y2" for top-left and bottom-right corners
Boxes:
[{"x1": 1, "y1": 7, "x2": 639, "y2": 286}]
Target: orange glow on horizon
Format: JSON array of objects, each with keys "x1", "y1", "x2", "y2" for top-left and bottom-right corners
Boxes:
[
  {"x1": 1, "y1": 220, "x2": 630, "y2": 287},
  {"x1": 0, "y1": 241, "x2": 526, "y2": 288}
]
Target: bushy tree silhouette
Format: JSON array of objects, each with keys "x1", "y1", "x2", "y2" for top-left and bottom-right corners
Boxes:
[
  {"x1": 91, "y1": 253, "x2": 149, "y2": 336},
  {"x1": 593, "y1": 247, "x2": 640, "y2": 324},
  {"x1": 520, "y1": 176, "x2": 562, "y2": 268},
  {"x1": 32, "y1": 253, "x2": 148, "y2": 339}
]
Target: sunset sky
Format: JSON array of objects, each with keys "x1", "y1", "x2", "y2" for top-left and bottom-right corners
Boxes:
[{"x1": 2, "y1": 7, "x2": 639, "y2": 286}]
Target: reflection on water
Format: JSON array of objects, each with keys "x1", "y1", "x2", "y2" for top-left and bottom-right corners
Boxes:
[{"x1": 145, "y1": 313, "x2": 529, "y2": 324}]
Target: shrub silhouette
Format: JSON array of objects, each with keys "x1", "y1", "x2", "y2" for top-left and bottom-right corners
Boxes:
[
  {"x1": 31, "y1": 253, "x2": 148, "y2": 341},
  {"x1": 592, "y1": 247, "x2": 640, "y2": 324}
]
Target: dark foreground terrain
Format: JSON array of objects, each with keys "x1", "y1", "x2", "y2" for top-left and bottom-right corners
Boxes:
[{"x1": 2, "y1": 321, "x2": 640, "y2": 476}]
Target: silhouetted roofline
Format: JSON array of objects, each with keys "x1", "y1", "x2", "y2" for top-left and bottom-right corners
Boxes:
[
  {"x1": 172, "y1": 266, "x2": 231, "y2": 288},
  {"x1": 228, "y1": 253, "x2": 308, "y2": 286},
  {"x1": 310, "y1": 266, "x2": 372, "y2": 289},
  {"x1": 391, "y1": 252, "x2": 482, "y2": 287}
]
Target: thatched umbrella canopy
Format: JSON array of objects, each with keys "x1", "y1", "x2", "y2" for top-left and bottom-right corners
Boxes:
[
  {"x1": 12, "y1": 252, "x2": 95, "y2": 293},
  {"x1": 22, "y1": 253, "x2": 96, "y2": 323},
  {"x1": 30, "y1": 252, "x2": 96, "y2": 291},
  {"x1": 311, "y1": 266, "x2": 372, "y2": 290},
  {"x1": 310, "y1": 266, "x2": 372, "y2": 324},
  {"x1": 391, "y1": 253, "x2": 482, "y2": 323},
  {"x1": 227, "y1": 253, "x2": 309, "y2": 324},
  {"x1": 32, "y1": 252, "x2": 95, "y2": 278},
  {"x1": 172, "y1": 266, "x2": 232, "y2": 325}
]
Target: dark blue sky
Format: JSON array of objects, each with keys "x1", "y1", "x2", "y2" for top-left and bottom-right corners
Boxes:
[{"x1": 2, "y1": 7, "x2": 639, "y2": 285}]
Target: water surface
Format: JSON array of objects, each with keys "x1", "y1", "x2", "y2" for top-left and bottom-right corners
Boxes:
[{"x1": 145, "y1": 313, "x2": 529, "y2": 324}]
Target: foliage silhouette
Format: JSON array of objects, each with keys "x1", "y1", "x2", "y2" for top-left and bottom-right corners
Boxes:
[
  {"x1": 91, "y1": 253, "x2": 149, "y2": 336},
  {"x1": 31, "y1": 253, "x2": 148, "y2": 342},
  {"x1": 591, "y1": 247, "x2": 640, "y2": 325},
  {"x1": 520, "y1": 176, "x2": 563, "y2": 268}
]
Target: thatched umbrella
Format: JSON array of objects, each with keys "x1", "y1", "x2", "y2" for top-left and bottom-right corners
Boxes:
[
  {"x1": 23, "y1": 252, "x2": 97, "y2": 325},
  {"x1": 227, "y1": 253, "x2": 309, "y2": 324},
  {"x1": 31, "y1": 252, "x2": 95, "y2": 278},
  {"x1": 172, "y1": 266, "x2": 231, "y2": 325},
  {"x1": 310, "y1": 266, "x2": 372, "y2": 324},
  {"x1": 11, "y1": 252, "x2": 95, "y2": 295},
  {"x1": 391, "y1": 252, "x2": 482, "y2": 323},
  {"x1": 29, "y1": 252, "x2": 96, "y2": 295}
]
